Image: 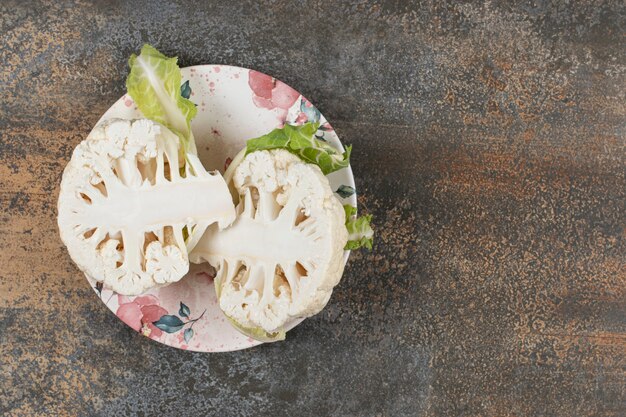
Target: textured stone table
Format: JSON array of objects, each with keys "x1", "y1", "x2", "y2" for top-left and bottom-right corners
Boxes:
[{"x1": 1, "y1": 1, "x2": 624, "y2": 416}]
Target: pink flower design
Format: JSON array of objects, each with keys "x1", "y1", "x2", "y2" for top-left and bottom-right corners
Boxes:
[
  {"x1": 248, "y1": 70, "x2": 300, "y2": 114},
  {"x1": 116, "y1": 295, "x2": 168, "y2": 339},
  {"x1": 320, "y1": 122, "x2": 333, "y2": 131},
  {"x1": 294, "y1": 112, "x2": 308, "y2": 124}
]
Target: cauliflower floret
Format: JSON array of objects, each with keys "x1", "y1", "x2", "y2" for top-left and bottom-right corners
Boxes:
[
  {"x1": 190, "y1": 149, "x2": 347, "y2": 336},
  {"x1": 144, "y1": 242, "x2": 188, "y2": 284},
  {"x1": 58, "y1": 118, "x2": 235, "y2": 295}
]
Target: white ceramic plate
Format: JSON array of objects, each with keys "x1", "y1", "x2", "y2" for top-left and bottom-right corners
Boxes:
[{"x1": 88, "y1": 65, "x2": 356, "y2": 352}]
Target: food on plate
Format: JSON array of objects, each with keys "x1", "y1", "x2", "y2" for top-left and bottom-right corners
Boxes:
[
  {"x1": 190, "y1": 120, "x2": 373, "y2": 340},
  {"x1": 240, "y1": 121, "x2": 351, "y2": 175},
  {"x1": 57, "y1": 44, "x2": 374, "y2": 343},
  {"x1": 57, "y1": 45, "x2": 236, "y2": 295},
  {"x1": 343, "y1": 204, "x2": 374, "y2": 250},
  {"x1": 57, "y1": 118, "x2": 235, "y2": 295},
  {"x1": 190, "y1": 149, "x2": 348, "y2": 340},
  {"x1": 223, "y1": 122, "x2": 373, "y2": 251},
  {"x1": 126, "y1": 44, "x2": 199, "y2": 157}
]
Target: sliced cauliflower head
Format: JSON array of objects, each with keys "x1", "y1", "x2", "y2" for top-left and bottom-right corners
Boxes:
[
  {"x1": 190, "y1": 149, "x2": 348, "y2": 335},
  {"x1": 58, "y1": 118, "x2": 235, "y2": 295}
]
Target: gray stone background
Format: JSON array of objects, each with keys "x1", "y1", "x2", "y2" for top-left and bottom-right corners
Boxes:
[{"x1": 1, "y1": 1, "x2": 624, "y2": 416}]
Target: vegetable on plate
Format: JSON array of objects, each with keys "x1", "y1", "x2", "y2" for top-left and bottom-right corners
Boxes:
[
  {"x1": 57, "y1": 47, "x2": 236, "y2": 295},
  {"x1": 57, "y1": 44, "x2": 374, "y2": 342},
  {"x1": 190, "y1": 149, "x2": 348, "y2": 340}
]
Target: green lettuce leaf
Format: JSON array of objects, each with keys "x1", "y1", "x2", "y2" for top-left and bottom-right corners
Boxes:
[
  {"x1": 344, "y1": 205, "x2": 374, "y2": 250},
  {"x1": 126, "y1": 44, "x2": 198, "y2": 155},
  {"x1": 246, "y1": 122, "x2": 351, "y2": 175},
  {"x1": 225, "y1": 315, "x2": 286, "y2": 343}
]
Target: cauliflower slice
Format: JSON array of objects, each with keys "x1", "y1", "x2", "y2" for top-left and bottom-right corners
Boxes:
[
  {"x1": 190, "y1": 149, "x2": 348, "y2": 336},
  {"x1": 58, "y1": 118, "x2": 235, "y2": 295}
]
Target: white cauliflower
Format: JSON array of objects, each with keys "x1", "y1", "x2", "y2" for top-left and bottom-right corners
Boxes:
[
  {"x1": 190, "y1": 149, "x2": 348, "y2": 338},
  {"x1": 58, "y1": 118, "x2": 235, "y2": 295}
]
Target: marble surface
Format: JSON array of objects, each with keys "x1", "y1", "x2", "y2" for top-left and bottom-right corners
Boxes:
[{"x1": 1, "y1": 1, "x2": 624, "y2": 416}]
